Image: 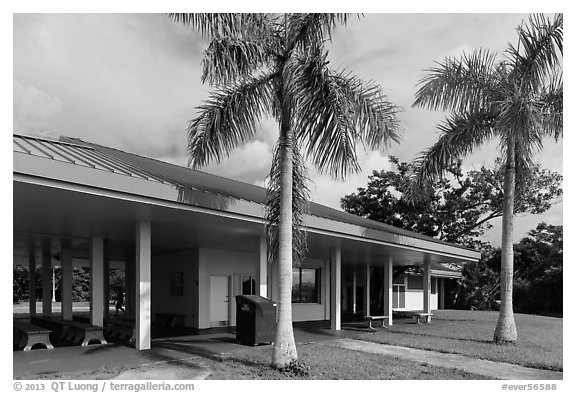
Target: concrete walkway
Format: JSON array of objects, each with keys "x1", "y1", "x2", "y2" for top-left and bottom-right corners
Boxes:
[{"x1": 323, "y1": 338, "x2": 563, "y2": 380}]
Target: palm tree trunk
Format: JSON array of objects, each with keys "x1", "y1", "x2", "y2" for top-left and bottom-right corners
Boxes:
[
  {"x1": 272, "y1": 96, "x2": 298, "y2": 368},
  {"x1": 493, "y1": 139, "x2": 518, "y2": 342}
]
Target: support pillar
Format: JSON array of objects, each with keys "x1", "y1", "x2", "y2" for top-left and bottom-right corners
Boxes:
[
  {"x1": 330, "y1": 246, "x2": 341, "y2": 331},
  {"x1": 439, "y1": 278, "x2": 445, "y2": 310},
  {"x1": 28, "y1": 249, "x2": 36, "y2": 317},
  {"x1": 423, "y1": 257, "x2": 431, "y2": 322},
  {"x1": 364, "y1": 264, "x2": 371, "y2": 316},
  {"x1": 135, "y1": 220, "x2": 151, "y2": 350},
  {"x1": 384, "y1": 255, "x2": 393, "y2": 326},
  {"x1": 41, "y1": 246, "x2": 52, "y2": 316},
  {"x1": 61, "y1": 249, "x2": 73, "y2": 320},
  {"x1": 256, "y1": 236, "x2": 268, "y2": 297},
  {"x1": 104, "y1": 246, "x2": 110, "y2": 320},
  {"x1": 352, "y1": 267, "x2": 357, "y2": 315},
  {"x1": 90, "y1": 237, "x2": 105, "y2": 326}
]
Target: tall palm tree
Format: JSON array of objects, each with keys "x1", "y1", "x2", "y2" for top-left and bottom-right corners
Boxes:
[
  {"x1": 412, "y1": 14, "x2": 562, "y2": 342},
  {"x1": 170, "y1": 13, "x2": 399, "y2": 366}
]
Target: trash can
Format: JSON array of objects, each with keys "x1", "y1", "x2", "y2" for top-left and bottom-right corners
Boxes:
[{"x1": 235, "y1": 295, "x2": 277, "y2": 346}]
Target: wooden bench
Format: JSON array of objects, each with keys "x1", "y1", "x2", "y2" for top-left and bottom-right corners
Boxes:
[
  {"x1": 364, "y1": 315, "x2": 390, "y2": 330},
  {"x1": 13, "y1": 321, "x2": 54, "y2": 351},
  {"x1": 31, "y1": 316, "x2": 108, "y2": 346}
]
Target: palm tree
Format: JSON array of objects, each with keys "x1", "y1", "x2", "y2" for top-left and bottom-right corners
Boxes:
[
  {"x1": 170, "y1": 13, "x2": 400, "y2": 366},
  {"x1": 412, "y1": 14, "x2": 562, "y2": 342}
]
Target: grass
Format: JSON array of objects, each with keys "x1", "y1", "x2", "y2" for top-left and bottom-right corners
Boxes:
[
  {"x1": 15, "y1": 309, "x2": 561, "y2": 379},
  {"x1": 355, "y1": 310, "x2": 562, "y2": 371},
  {"x1": 205, "y1": 343, "x2": 490, "y2": 379},
  {"x1": 26, "y1": 342, "x2": 488, "y2": 380}
]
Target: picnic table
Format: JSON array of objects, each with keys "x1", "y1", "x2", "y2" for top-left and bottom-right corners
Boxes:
[{"x1": 13, "y1": 320, "x2": 54, "y2": 351}]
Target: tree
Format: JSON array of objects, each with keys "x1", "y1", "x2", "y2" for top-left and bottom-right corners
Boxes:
[
  {"x1": 341, "y1": 157, "x2": 562, "y2": 248},
  {"x1": 412, "y1": 14, "x2": 562, "y2": 342},
  {"x1": 170, "y1": 13, "x2": 399, "y2": 367},
  {"x1": 486, "y1": 223, "x2": 563, "y2": 315}
]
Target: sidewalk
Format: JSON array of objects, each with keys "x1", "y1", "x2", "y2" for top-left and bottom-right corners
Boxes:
[{"x1": 323, "y1": 338, "x2": 563, "y2": 380}]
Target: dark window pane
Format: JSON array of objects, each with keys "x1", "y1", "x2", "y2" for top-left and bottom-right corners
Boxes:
[
  {"x1": 300, "y1": 269, "x2": 318, "y2": 303},
  {"x1": 291, "y1": 269, "x2": 300, "y2": 303},
  {"x1": 242, "y1": 277, "x2": 255, "y2": 295},
  {"x1": 407, "y1": 275, "x2": 423, "y2": 289}
]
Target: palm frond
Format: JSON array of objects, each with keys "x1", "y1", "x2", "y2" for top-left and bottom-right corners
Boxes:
[
  {"x1": 413, "y1": 48, "x2": 500, "y2": 113},
  {"x1": 286, "y1": 13, "x2": 353, "y2": 51},
  {"x1": 265, "y1": 141, "x2": 310, "y2": 267},
  {"x1": 202, "y1": 37, "x2": 271, "y2": 86},
  {"x1": 538, "y1": 71, "x2": 563, "y2": 140},
  {"x1": 168, "y1": 13, "x2": 267, "y2": 39},
  {"x1": 290, "y1": 48, "x2": 400, "y2": 179},
  {"x1": 505, "y1": 13, "x2": 563, "y2": 91},
  {"x1": 414, "y1": 111, "x2": 497, "y2": 183},
  {"x1": 187, "y1": 74, "x2": 275, "y2": 169}
]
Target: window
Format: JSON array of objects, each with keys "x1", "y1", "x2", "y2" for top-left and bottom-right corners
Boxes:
[{"x1": 292, "y1": 268, "x2": 321, "y2": 303}]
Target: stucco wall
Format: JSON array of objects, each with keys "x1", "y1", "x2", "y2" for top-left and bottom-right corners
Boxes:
[
  {"x1": 151, "y1": 249, "x2": 199, "y2": 327},
  {"x1": 197, "y1": 248, "x2": 257, "y2": 329}
]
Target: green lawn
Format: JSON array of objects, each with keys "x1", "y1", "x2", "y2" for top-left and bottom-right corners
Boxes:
[
  {"x1": 356, "y1": 310, "x2": 562, "y2": 371},
  {"x1": 31, "y1": 342, "x2": 488, "y2": 380}
]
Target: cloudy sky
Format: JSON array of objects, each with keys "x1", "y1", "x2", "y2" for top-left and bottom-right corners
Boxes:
[{"x1": 13, "y1": 12, "x2": 563, "y2": 245}]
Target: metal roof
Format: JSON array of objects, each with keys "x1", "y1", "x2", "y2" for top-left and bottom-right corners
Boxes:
[{"x1": 14, "y1": 133, "x2": 479, "y2": 258}]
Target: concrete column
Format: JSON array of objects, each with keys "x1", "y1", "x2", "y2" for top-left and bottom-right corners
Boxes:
[
  {"x1": 423, "y1": 258, "x2": 431, "y2": 322},
  {"x1": 135, "y1": 220, "x2": 151, "y2": 350},
  {"x1": 61, "y1": 249, "x2": 73, "y2": 320},
  {"x1": 28, "y1": 250, "x2": 36, "y2": 317},
  {"x1": 90, "y1": 237, "x2": 105, "y2": 326},
  {"x1": 41, "y1": 247, "x2": 52, "y2": 316},
  {"x1": 125, "y1": 252, "x2": 136, "y2": 320},
  {"x1": 330, "y1": 246, "x2": 341, "y2": 331},
  {"x1": 384, "y1": 255, "x2": 393, "y2": 326},
  {"x1": 439, "y1": 278, "x2": 445, "y2": 310},
  {"x1": 352, "y1": 267, "x2": 357, "y2": 315},
  {"x1": 256, "y1": 236, "x2": 268, "y2": 297},
  {"x1": 364, "y1": 264, "x2": 371, "y2": 316},
  {"x1": 103, "y1": 246, "x2": 110, "y2": 320}
]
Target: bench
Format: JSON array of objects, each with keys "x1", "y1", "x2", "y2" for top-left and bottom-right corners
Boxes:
[
  {"x1": 414, "y1": 312, "x2": 433, "y2": 324},
  {"x1": 364, "y1": 315, "x2": 390, "y2": 330},
  {"x1": 105, "y1": 318, "x2": 135, "y2": 342},
  {"x1": 31, "y1": 316, "x2": 108, "y2": 346},
  {"x1": 155, "y1": 313, "x2": 185, "y2": 328},
  {"x1": 393, "y1": 311, "x2": 433, "y2": 324},
  {"x1": 13, "y1": 321, "x2": 54, "y2": 351}
]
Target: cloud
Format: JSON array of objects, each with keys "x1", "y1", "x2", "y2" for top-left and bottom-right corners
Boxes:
[
  {"x1": 307, "y1": 150, "x2": 393, "y2": 209},
  {"x1": 203, "y1": 140, "x2": 273, "y2": 182},
  {"x1": 14, "y1": 80, "x2": 62, "y2": 129}
]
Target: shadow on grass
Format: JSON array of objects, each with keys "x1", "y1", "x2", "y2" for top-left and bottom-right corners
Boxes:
[{"x1": 151, "y1": 339, "x2": 273, "y2": 372}]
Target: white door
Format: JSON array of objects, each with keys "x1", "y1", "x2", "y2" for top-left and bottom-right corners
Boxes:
[{"x1": 209, "y1": 276, "x2": 230, "y2": 327}]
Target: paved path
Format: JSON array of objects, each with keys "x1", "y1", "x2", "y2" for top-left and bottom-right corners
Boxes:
[{"x1": 323, "y1": 338, "x2": 563, "y2": 380}]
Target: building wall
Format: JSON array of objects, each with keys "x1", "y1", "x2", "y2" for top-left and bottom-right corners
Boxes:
[
  {"x1": 197, "y1": 248, "x2": 257, "y2": 329},
  {"x1": 270, "y1": 257, "x2": 330, "y2": 322},
  {"x1": 151, "y1": 249, "x2": 199, "y2": 327},
  {"x1": 402, "y1": 276, "x2": 440, "y2": 311}
]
